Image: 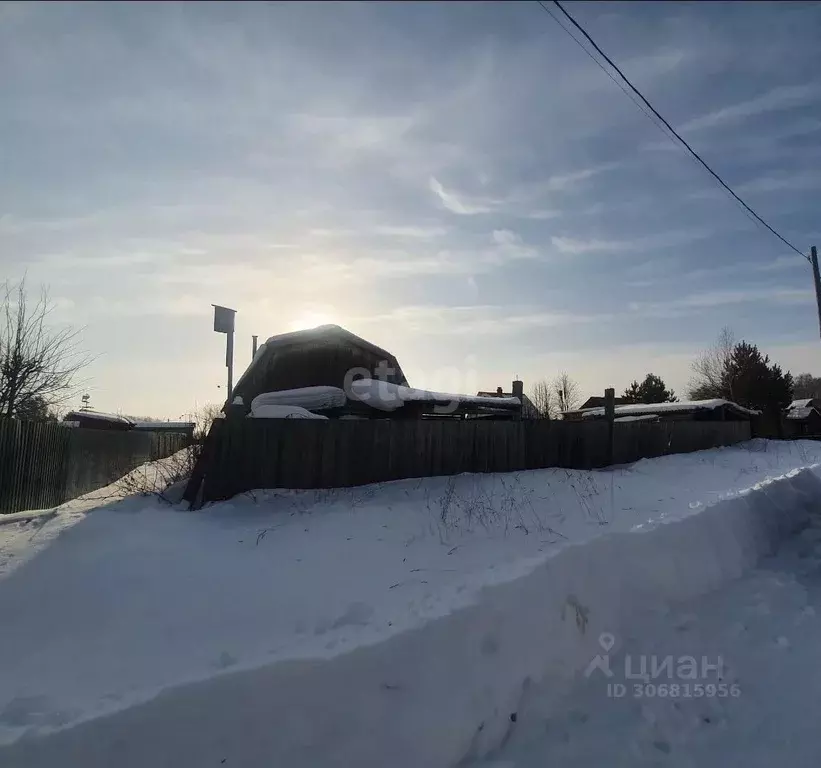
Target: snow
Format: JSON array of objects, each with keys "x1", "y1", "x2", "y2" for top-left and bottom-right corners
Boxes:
[
  {"x1": 132, "y1": 421, "x2": 194, "y2": 430},
  {"x1": 248, "y1": 404, "x2": 329, "y2": 420},
  {"x1": 788, "y1": 399, "x2": 814, "y2": 409},
  {"x1": 349, "y1": 378, "x2": 521, "y2": 412},
  {"x1": 250, "y1": 386, "x2": 347, "y2": 413},
  {"x1": 63, "y1": 410, "x2": 134, "y2": 425},
  {"x1": 786, "y1": 406, "x2": 817, "y2": 420},
  {"x1": 1, "y1": 440, "x2": 821, "y2": 767},
  {"x1": 469, "y1": 506, "x2": 821, "y2": 768},
  {"x1": 579, "y1": 399, "x2": 760, "y2": 420},
  {"x1": 614, "y1": 415, "x2": 659, "y2": 423}
]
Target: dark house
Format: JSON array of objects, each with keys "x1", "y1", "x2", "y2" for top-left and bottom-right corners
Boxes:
[
  {"x1": 230, "y1": 325, "x2": 408, "y2": 412},
  {"x1": 477, "y1": 380, "x2": 539, "y2": 419},
  {"x1": 784, "y1": 399, "x2": 821, "y2": 437}
]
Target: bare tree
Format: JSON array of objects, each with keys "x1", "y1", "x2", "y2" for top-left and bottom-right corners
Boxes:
[
  {"x1": 688, "y1": 327, "x2": 735, "y2": 400},
  {"x1": 0, "y1": 278, "x2": 90, "y2": 418},
  {"x1": 193, "y1": 402, "x2": 223, "y2": 442},
  {"x1": 529, "y1": 378, "x2": 554, "y2": 419},
  {"x1": 553, "y1": 371, "x2": 580, "y2": 414}
]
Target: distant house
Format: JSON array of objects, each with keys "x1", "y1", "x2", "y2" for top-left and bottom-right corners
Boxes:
[
  {"x1": 231, "y1": 325, "x2": 524, "y2": 420},
  {"x1": 63, "y1": 410, "x2": 135, "y2": 431},
  {"x1": 784, "y1": 399, "x2": 821, "y2": 436},
  {"x1": 477, "y1": 380, "x2": 539, "y2": 419},
  {"x1": 563, "y1": 399, "x2": 759, "y2": 423}
]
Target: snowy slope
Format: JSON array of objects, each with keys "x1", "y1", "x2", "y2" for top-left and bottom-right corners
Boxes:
[
  {"x1": 1, "y1": 440, "x2": 820, "y2": 767},
  {"x1": 471, "y1": 511, "x2": 821, "y2": 768}
]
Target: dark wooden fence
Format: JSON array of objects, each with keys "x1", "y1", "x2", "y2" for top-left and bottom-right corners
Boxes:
[
  {"x1": 186, "y1": 418, "x2": 752, "y2": 506},
  {"x1": 0, "y1": 419, "x2": 191, "y2": 515}
]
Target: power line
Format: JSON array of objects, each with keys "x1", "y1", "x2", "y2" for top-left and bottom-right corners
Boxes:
[
  {"x1": 535, "y1": 1, "x2": 673, "y2": 140},
  {"x1": 535, "y1": 1, "x2": 765, "y2": 239},
  {"x1": 537, "y1": 0, "x2": 809, "y2": 262}
]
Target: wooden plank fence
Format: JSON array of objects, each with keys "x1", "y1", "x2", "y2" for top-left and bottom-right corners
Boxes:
[
  {"x1": 0, "y1": 419, "x2": 191, "y2": 515},
  {"x1": 187, "y1": 417, "x2": 752, "y2": 506}
]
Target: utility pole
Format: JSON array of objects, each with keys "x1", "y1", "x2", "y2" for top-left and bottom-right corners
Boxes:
[
  {"x1": 212, "y1": 305, "x2": 236, "y2": 402},
  {"x1": 811, "y1": 246, "x2": 821, "y2": 339},
  {"x1": 604, "y1": 387, "x2": 615, "y2": 466}
]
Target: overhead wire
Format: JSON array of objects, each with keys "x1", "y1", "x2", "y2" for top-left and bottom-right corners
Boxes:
[{"x1": 536, "y1": 0, "x2": 809, "y2": 262}]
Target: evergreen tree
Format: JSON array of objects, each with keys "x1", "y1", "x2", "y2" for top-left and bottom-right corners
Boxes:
[
  {"x1": 623, "y1": 373, "x2": 677, "y2": 404},
  {"x1": 727, "y1": 341, "x2": 793, "y2": 412},
  {"x1": 622, "y1": 380, "x2": 642, "y2": 403}
]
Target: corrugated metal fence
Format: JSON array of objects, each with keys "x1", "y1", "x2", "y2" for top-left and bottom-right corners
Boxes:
[
  {"x1": 186, "y1": 418, "x2": 752, "y2": 506},
  {"x1": 0, "y1": 419, "x2": 190, "y2": 515}
]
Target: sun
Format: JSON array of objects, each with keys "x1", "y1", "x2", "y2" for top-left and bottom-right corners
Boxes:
[{"x1": 288, "y1": 311, "x2": 338, "y2": 332}]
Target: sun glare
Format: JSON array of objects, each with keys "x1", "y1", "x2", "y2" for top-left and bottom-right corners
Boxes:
[{"x1": 288, "y1": 312, "x2": 338, "y2": 332}]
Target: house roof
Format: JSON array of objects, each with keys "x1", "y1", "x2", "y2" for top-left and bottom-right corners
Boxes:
[
  {"x1": 353, "y1": 379, "x2": 521, "y2": 413},
  {"x1": 788, "y1": 399, "x2": 816, "y2": 410},
  {"x1": 64, "y1": 410, "x2": 135, "y2": 426},
  {"x1": 572, "y1": 399, "x2": 760, "y2": 420},
  {"x1": 786, "y1": 406, "x2": 820, "y2": 421},
  {"x1": 231, "y1": 324, "x2": 408, "y2": 409},
  {"x1": 579, "y1": 396, "x2": 629, "y2": 410}
]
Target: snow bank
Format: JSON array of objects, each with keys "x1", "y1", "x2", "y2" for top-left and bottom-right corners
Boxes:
[
  {"x1": 250, "y1": 386, "x2": 347, "y2": 413},
  {"x1": 1, "y1": 440, "x2": 821, "y2": 767},
  {"x1": 348, "y1": 378, "x2": 520, "y2": 412}
]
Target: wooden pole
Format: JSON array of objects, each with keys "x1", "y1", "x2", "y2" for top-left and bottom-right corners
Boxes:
[
  {"x1": 604, "y1": 387, "x2": 615, "y2": 466},
  {"x1": 811, "y1": 246, "x2": 821, "y2": 339},
  {"x1": 226, "y1": 329, "x2": 234, "y2": 402}
]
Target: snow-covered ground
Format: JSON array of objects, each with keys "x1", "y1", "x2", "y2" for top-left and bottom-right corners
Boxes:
[
  {"x1": 471, "y1": 513, "x2": 821, "y2": 768},
  {"x1": 1, "y1": 440, "x2": 821, "y2": 767}
]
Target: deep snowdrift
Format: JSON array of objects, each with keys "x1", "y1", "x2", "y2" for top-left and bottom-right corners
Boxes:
[
  {"x1": 471, "y1": 502, "x2": 821, "y2": 768},
  {"x1": 1, "y1": 440, "x2": 820, "y2": 767}
]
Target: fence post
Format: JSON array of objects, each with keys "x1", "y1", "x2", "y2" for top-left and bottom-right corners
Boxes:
[{"x1": 604, "y1": 388, "x2": 615, "y2": 466}]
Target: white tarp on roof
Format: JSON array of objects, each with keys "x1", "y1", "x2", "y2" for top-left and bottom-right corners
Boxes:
[
  {"x1": 579, "y1": 399, "x2": 760, "y2": 420},
  {"x1": 250, "y1": 387, "x2": 347, "y2": 414},
  {"x1": 64, "y1": 410, "x2": 134, "y2": 426},
  {"x1": 248, "y1": 404, "x2": 328, "y2": 420},
  {"x1": 348, "y1": 378, "x2": 521, "y2": 412}
]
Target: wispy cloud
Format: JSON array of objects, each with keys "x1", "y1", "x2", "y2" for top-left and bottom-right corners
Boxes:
[
  {"x1": 542, "y1": 162, "x2": 621, "y2": 192},
  {"x1": 629, "y1": 286, "x2": 813, "y2": 317},
  {"x1": 428, "y1": 163, "x2": 615, "y2": 218},
  {"x1": 735, "y1": 170, "x2": 821, "y2": 195},
  {"x1": 428, "y1": 177, "x2": 500, "y2": 215},
  {"x1": 372, "y1": 224, "x2": 449, "y2": 239},
  {"x1": 679, "y1": 82, "x2": 821, "y2": 133},
  {"x1": 357, "y1": 304, "x2": 603, "y2": 337},
  {"x1": 551, "y1": 229, "x2": 709, "y2": 255}
]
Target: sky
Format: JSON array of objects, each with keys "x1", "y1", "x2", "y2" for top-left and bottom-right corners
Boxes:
[{"x1": 3, "y1": 1, "x2": 821, "y2": 418}]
